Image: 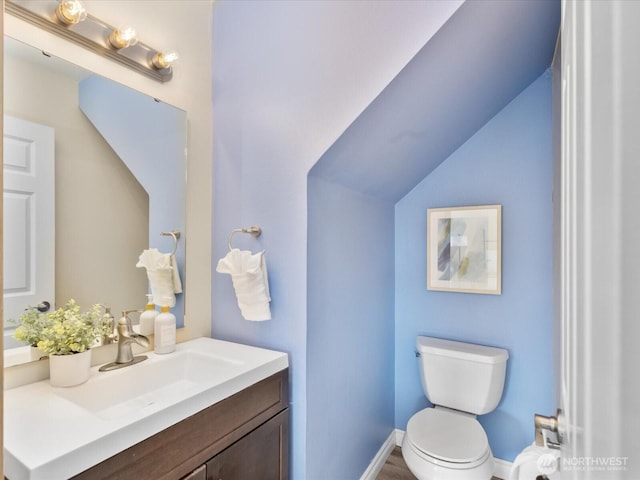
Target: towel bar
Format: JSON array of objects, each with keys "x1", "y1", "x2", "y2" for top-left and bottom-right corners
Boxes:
[{"x1": 228, "y1": 226, "x2": 262, "y2": 251}]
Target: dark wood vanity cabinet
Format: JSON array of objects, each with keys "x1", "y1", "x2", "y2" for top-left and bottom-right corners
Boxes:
[
  {"x1": 181, "y1": 465, "x2": 206, "y2": 480},
  {"x1": 72, "y1": 369, "x2": 289, "y2": 480},
  {"x1": 204, "y1": 409, "x2": 288, "y2": 480}
]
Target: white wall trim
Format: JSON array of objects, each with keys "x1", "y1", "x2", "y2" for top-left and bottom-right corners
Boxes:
[
  {"x1": 375, "y1": 429, "x2": 513, "y2": 480},
  {"x1": 359, "y1": 429, "x2": 399, "y2": 480},
  {"x1": 493, "y1": 457, "x2": 513, "y2": 480}
]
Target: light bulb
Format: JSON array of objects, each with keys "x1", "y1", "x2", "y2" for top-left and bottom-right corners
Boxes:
[
  {"x1": 109, "y1": 27, "x2": 139, "y2": 49},
  {"x1": 151, "y1": 51, "x2": 179, "y2": 70},
  {"x1": 55, "y1": 0, "x2": 87, "y2": 25}
]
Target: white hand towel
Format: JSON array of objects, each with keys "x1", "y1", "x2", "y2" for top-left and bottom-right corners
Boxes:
[
  {"x1": 216, "y1": 249, "x2": 271, "y2": 321},
  {"x1": 170, "y1": 254, "x2": 183, "y2": 294},
  {"x1": 136, "y1": 248, "x2": 183, "y2": 307}
]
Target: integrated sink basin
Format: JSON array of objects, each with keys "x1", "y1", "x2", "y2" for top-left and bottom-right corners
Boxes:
[
  {"x1": 55, "y1": 350, "x2": 243, "y2": 421},
  {"x1": 4, "y1": 337, "x2": 289, "y2": 480}
]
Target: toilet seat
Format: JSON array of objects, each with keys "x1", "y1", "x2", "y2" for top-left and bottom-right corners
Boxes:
[{"x1": 406, "y1": 407, "x2": 490, "y2": 467}]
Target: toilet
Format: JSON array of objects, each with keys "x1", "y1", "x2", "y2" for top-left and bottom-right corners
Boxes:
[{"x1": 402, "y1": 336, "x2": 509, "y2": 480}]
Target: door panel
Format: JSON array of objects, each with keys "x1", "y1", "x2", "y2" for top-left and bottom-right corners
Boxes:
[
  {"x1": 3, "y1": 115, "x2": 55, "y2": 345},
  {"x1": 558, "y1": 1, "x2": 640, "y2": 478},
  {"x1": 206, "y1": 410, "x2": 289, "y2": 480}
]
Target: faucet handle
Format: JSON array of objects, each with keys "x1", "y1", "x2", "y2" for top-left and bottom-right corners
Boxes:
[
  {"x1": 117, "y1": 315, "x2": 130, "y2": 338},
  {"x1": 118, "y1": 309, "x2": 144, "y2": 336},
  {"x1": 123, "y1": 309, "x2": 144, "y2": 323}
]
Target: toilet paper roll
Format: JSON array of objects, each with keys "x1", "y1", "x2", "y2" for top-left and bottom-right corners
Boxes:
[{"x1": 509, "y1": 443, "x2": 561, "y2": 480}]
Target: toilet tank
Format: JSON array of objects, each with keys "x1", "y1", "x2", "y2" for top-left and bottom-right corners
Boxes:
[{"x1": 416, "y1": 336, "x2": 509, "y2": 415}]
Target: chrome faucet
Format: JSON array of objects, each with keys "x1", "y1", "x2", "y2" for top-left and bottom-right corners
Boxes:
[{"x1": 99, "y1": 310, "x2": 149, "y2": 372}]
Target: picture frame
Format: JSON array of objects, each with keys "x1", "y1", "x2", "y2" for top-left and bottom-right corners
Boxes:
[{"x1": 427, "y1": 205, "x2": 502, "y2": 295}]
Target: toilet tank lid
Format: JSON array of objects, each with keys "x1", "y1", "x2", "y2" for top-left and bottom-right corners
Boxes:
[{"x1": 416, "y1": 336, "x2": 508, "y2": 364}]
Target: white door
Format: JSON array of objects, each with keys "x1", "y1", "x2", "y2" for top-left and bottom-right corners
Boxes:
[
  {"x1": 556, "y1": 1, "x2": 640, "y2": 479},
  {"x1": 3, "y1": 115, "x2": 55, "y2": 347}
]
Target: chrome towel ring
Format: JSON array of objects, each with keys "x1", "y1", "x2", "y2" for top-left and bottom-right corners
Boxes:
[
  {"x1": 161, "y1": 230, "x2": 181, "y2": 256},
  {"x1": 228, "y1": 226, "x2": 262, "y2": 251}
]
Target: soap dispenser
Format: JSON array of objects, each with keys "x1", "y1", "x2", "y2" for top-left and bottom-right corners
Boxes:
[
  {"x1": 139, "y1": 294, "x2": 158, "y2": 336},
  {"x1": 154, "y1": 305, "x2": 176, "y2": 354}
]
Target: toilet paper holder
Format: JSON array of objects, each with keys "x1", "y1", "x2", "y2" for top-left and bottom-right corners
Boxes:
[{"x1": 534, "y1": 409, "x2": 562, "y2": 449}]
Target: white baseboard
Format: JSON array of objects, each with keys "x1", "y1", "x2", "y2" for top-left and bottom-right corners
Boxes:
[
  {"x1": 359, "y1": 429, "x2": 399, "y2": 480},
  {"x1": 364, "y1": 429, "x2": 513, "y2": 480},
  {"x1": 493, "y1": 457, "x2": 513, "y2": 480}
]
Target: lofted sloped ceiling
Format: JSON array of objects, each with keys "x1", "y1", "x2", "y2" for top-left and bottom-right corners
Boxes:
[{"x1": 309, "y1": 0, "x2": 560, "y2": 202}]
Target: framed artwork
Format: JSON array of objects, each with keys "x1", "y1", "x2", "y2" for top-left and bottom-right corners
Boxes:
[{"x1": 427, "y1": 205, "x2": 502, "y2": 295}]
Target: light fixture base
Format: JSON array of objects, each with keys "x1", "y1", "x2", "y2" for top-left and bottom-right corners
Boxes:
[{"x1": 6, "y1": 0, "x2": 173, "y2": 83}]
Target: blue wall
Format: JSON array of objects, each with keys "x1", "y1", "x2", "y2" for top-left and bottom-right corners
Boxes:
[
  {"x1": 307, "y1": 176, "x2": 395, "y2": 479},
  {"x1": 211, "y1": 4, "x2": 314, "y2": 477},
  {"x1": 212, "y1": 1, "x2": 557, "y2": 474},
  {"x1": 210, "y1": 3, "x2": 460, "y2": 477},
  {"x1": 394, "y1": 71, "x2": 554, "y2": 461}
]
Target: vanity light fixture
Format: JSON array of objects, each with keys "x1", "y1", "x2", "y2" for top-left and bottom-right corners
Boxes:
[
  {"x1": 55, "y1": 0, "x2": 87, "y2": 25},
  {"x1": 5, "y1": 0, "x2": 176, "y2": 82},
  {"x1": 152, "y1": 51, "x2": 179, "y2": 70},
  {"x1": 108, "y1": 27, "x2": 139, "y2": 50}
]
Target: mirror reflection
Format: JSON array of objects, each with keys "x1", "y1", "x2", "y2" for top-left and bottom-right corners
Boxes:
[{"x1": 3, "y1": 37, "x2": 187, "y2": 366}]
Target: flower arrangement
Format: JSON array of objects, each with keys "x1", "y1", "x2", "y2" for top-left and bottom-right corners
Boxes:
[{"x1": 13, "y1": 300, "x2": 111, "y2": 356}]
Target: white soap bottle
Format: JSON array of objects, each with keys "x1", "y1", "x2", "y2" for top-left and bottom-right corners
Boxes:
[
  {"x1": 154, "y1": 305, "x2": 176, "y2": 354},
  {"x1": 139, "y1": 294, "x2": 158, "y2": 336}
]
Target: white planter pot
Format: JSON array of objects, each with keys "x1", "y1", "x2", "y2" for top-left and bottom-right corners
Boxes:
[{"x1": 49, "y1": 350, "x2": 92, "y2": 387}]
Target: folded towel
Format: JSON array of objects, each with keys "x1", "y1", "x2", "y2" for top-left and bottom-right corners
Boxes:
[
  {"x1": 136, "y1": 248, "x2": 182, "y2": 307},
  {"x1": 216, "y1": 249, "x2": 271, "y2": 321}
]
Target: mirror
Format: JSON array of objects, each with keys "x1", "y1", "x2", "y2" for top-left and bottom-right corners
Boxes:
[{"x1": 3, "y1": 37, "x2": 187, "y2": 366}]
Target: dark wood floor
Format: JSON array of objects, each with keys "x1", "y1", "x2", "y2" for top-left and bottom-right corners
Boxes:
[
  {"x1": 375, "y1": 447, "x2": 502, "y2": 480},
  {"x1": 376, "y1": 447, "x2": 416, "y2": 480}
]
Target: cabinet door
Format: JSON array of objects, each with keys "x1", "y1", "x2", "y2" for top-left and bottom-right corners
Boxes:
[{"x1": 207, "y1": 409, "x2": 289, "y2": 480}]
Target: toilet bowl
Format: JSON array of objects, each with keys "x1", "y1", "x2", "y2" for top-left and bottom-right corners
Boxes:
[
  {"x1": 402, "y1": 407, "x2": 494, "y2": 480},
  {"x1": 401, "y1": 336, "x2": 509, "y2": 480}
]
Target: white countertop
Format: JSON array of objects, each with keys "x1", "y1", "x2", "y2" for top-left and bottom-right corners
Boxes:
[{"x1": 4, "y1": 337, "x2": 289, "y2": 480}]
